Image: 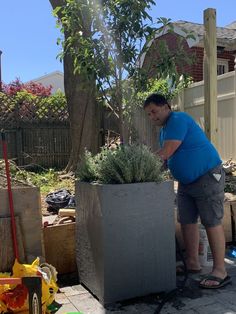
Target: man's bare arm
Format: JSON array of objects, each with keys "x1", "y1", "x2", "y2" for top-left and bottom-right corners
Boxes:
[{"x1": 157, "y1": 140, "x2": 182, "y2": 161}]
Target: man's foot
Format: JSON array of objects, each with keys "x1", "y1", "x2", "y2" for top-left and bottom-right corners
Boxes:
[
  {"x1": 176, "y1": 264, "x2": 201, "y2": 276},
  {"x1": 199, "y1": 274, "x2": 231, "y2": 289}
]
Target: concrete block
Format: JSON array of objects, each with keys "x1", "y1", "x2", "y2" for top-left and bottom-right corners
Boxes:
[{"x1": 0, "y1": 186, "x2": 44, "y2": 270}]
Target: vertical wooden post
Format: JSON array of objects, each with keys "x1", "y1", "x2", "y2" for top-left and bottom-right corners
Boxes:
[
  {"x1": 234, "y1": 55, "x2": 236, "y2": 106},
  {"x1": 203, "y1": 8, "x2": 218, "y2": 148},
  {"x1": 178, "y1": 89, "x2": 185, "y2": 112}
]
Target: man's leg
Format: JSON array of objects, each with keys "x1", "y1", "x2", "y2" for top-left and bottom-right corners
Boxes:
[
  {"x1": 200, "y1": 224, "x2": 227, "y2": 287},
  {"x1": 181, "y1": 223, "x2": 201, "y2": 270}
]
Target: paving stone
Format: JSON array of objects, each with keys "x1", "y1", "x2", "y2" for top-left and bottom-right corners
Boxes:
[
  {"x1": 160, "y1": 306, "x2": 197, "y2": 314},
  {"x1": 55, "y1": 292, "x2": 71, "y2": 305},
  {"x1": 54, "y1": 261, "x2": 236, "y2": 314},
  {"x1": 106, "y1": 306, "x2": 139, "y2": 314},
  {"x1": 68, "y1": 292, "x2": 105, "y2": 314},
  {"x1": 72, "y1": 284, "x2": 91, "y2": 295},
  {"x1": 121, "y1": 303, "x2": 157, "y2": 313},
  {"x1": 217, "y1": 290, "x2": 236, "y2": 307},
  {"x1": 59, "y1": 286, "x2": 82, "y2": 296},
  {"x1": 54, "y1": 302, "x2": 79, "y2": 313},
  {"x1": 195, "y1": 302, "x2": 236, "y2": 314}
]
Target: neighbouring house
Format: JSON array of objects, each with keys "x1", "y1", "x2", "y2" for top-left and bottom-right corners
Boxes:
[
  {"x1": 141, "y1": 20, "x2": 236, "y2": 82},
  {"x1": 29, "y1": 70, "x2": 64, "y2": 93}
]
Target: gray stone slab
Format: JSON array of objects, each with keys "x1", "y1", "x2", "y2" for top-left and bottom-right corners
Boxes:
[
  {"x1": 181, "y1": 297, "x2": 218, "y2": 310},
  {"x1": 195, "y1": 302, "x2": 236, "y2": 314},
  {"x1": 54, "y1": 303, "x2": 79, "y2": 313},
  {"x1": 217, "y1": 290, "x2": 236, "y2": 306},
  {"x1": 160, "y1": 306, "x2": 197, "y2": 314},
  {"x1": 55, "y1": 293, "x2": 71, "y2": 305},
  {"x1": 54, "y1": 257, "x2": 236, "y2": 314},
  {"x1": 72, "y1": 284, "x2": 91, "y2": 295},
  {"x1": 68, "y1": 293, "x2": 105, "y2": 314},
  {"x1": 59, "y1": 286, "x2": 82, "y2": 297}
]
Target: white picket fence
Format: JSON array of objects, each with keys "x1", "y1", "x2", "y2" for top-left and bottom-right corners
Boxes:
[{"x1": 173, "y1": 67, "x2": 236, "y2": 161}]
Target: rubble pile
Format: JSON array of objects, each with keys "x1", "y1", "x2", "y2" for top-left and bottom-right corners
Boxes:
[
  {"x1": 0, "y1": 160, "x2": 32, "y2": 188},
  {"x1": 223, "y1": 159, "x2": 236, "y2": 202},
  {"x1": 42, "y1": 189, "x2": 76, "y2": 227}
]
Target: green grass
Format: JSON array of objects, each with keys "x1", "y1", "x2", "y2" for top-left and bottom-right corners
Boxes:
[{"x1": 15, "y1": 168, "x2": 75, "y2": 194}]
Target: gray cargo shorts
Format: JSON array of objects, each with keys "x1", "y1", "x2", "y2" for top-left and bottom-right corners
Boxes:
[{"x1": 177, "y1": 164, "x2": 225, "y2": 227}]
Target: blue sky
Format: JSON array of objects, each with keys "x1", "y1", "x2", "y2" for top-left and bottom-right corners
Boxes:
[{"x1": 1, "y1": 0, "x2": 235, "y2": 84}]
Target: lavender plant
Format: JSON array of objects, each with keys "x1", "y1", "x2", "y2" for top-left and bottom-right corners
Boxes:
[{"x1": 77, "y1": 145, "x2": 165, "y2": 184}]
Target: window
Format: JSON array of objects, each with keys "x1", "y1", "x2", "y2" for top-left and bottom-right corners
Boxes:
[{"x1": 217, "y1": 59, "x2": 229, "y2": 75}]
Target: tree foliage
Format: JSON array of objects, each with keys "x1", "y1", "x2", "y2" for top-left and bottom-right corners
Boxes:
[
  {"x1": 54, "y1": 0, "x2": 157, "y2": 141},
  {"x1": 135, "y1": 76, "x2": 193, "y2": 106},
  {"x1": 54, "y1": 1, "x2": 194, "y2": 144}
]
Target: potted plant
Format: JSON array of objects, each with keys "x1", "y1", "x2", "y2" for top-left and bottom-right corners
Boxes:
[{"x1": 75, "y1": 144, "x2": 176, "y2": 304}]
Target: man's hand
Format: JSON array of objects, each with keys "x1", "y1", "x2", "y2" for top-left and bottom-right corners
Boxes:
[{"x1": 160, "y1": 160, "x2": 168, "y2": 172}]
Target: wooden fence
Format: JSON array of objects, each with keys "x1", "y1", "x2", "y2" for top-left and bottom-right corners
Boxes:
[
  {"x1": 133, "y1": 108, "x2": 159, "y2": 151},
  {"x1": 0, "y1": 94, "x2": 158, "y2": 169},
  {"x1": 0, "y1": 96, "x2": 71, "y2": 169}
]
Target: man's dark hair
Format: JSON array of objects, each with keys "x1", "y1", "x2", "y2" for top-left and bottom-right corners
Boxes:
[{"x1": 143, "y1": 93, "x2": 171, "y2": 109}]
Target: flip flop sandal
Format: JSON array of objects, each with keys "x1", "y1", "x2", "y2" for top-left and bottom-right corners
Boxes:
[
  {"x1": 199, "y1": 275, "x2": 232, "y2": 289},
  {"x1": 176, "y1": 265, "x2": 202, "y2": 276}
]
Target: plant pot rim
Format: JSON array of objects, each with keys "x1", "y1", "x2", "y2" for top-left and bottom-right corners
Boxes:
[{"x1": 76, "y1": 179, "x2": 173, "y2": 186}]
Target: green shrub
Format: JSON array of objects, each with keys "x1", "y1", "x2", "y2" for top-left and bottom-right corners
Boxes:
[
  {"x1": 76, "y1": 150, "x2": 100, "y2": 183},
  {"x1": 77, "y1": 145, "x2": 166, "y2": 184}
]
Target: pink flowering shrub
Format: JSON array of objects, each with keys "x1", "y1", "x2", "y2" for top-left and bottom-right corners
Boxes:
[{"x1": 2, "y1": 78, "x2": 52, "y2": 97}]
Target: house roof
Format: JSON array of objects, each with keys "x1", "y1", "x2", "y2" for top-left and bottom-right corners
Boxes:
[
  {"x1": 26, "y1": 71, "x2": 64, "y2": 94},
  {"x1": 139, "y1": 20, "x2": 236, "y2": 69},
  {"x1": 225, "y1": 21, "x2": 236, "y2": 30},
  {"x1": 28, "y1": 70, "x2": 64, "y2": 82},
  {"x1": 173, "y1": 20, "x2": 236, "y2": 48}
]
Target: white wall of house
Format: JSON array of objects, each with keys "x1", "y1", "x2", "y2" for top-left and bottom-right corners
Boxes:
[
  {"x1": 29, "y1": 71, "x2": 64, "y2": 94},
  {"x1": 173, "y1": 67, "x2": 236, "y2": 161}
]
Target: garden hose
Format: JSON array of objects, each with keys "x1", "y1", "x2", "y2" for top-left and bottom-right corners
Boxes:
[{"x1": 153, "y1": 236, "x2": 188, "y2": 314}]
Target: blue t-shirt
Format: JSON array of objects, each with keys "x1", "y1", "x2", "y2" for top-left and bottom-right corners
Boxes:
[{"x1": 159, "y1": 112, "x2": 221, "y2": 184}]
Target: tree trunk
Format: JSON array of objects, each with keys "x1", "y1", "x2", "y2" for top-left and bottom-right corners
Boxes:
[
  {"x1": 63, "y1": 53, "x2": 103, "y2": 172},
  {"x1": 49, "y1": 0, "x2": 103, "y2": 172}
]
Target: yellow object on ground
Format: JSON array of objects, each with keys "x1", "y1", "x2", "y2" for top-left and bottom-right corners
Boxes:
[{"x1": 0, "y1": 258, "x2": 58, "y2": 313}]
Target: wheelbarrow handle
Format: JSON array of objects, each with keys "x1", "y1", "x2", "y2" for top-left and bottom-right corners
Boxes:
[
  {"x1": 1, "y1": 129, "x2": 20, "y2": 260},
  {"x1": 1, "y1": 129, "x2": 6, "y2": 141}
]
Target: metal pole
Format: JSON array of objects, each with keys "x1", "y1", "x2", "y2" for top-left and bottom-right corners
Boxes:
[{"x1": 0, "y1": 50, "x2": 2, "y2": 92}]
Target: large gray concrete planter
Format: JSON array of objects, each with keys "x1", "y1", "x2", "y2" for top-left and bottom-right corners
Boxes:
[{"x1": 75, "y1": 180, "x2": 176, "y2": 304}]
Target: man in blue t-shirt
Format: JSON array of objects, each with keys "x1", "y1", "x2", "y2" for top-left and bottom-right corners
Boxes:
[{"x1": 144, "y1": 93, "x2": 231, "y2": 289}]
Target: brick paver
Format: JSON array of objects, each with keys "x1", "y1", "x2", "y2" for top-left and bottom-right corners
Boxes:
[{"x1": 55, "y1": 258, "x2": 236, "y2": 314}]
